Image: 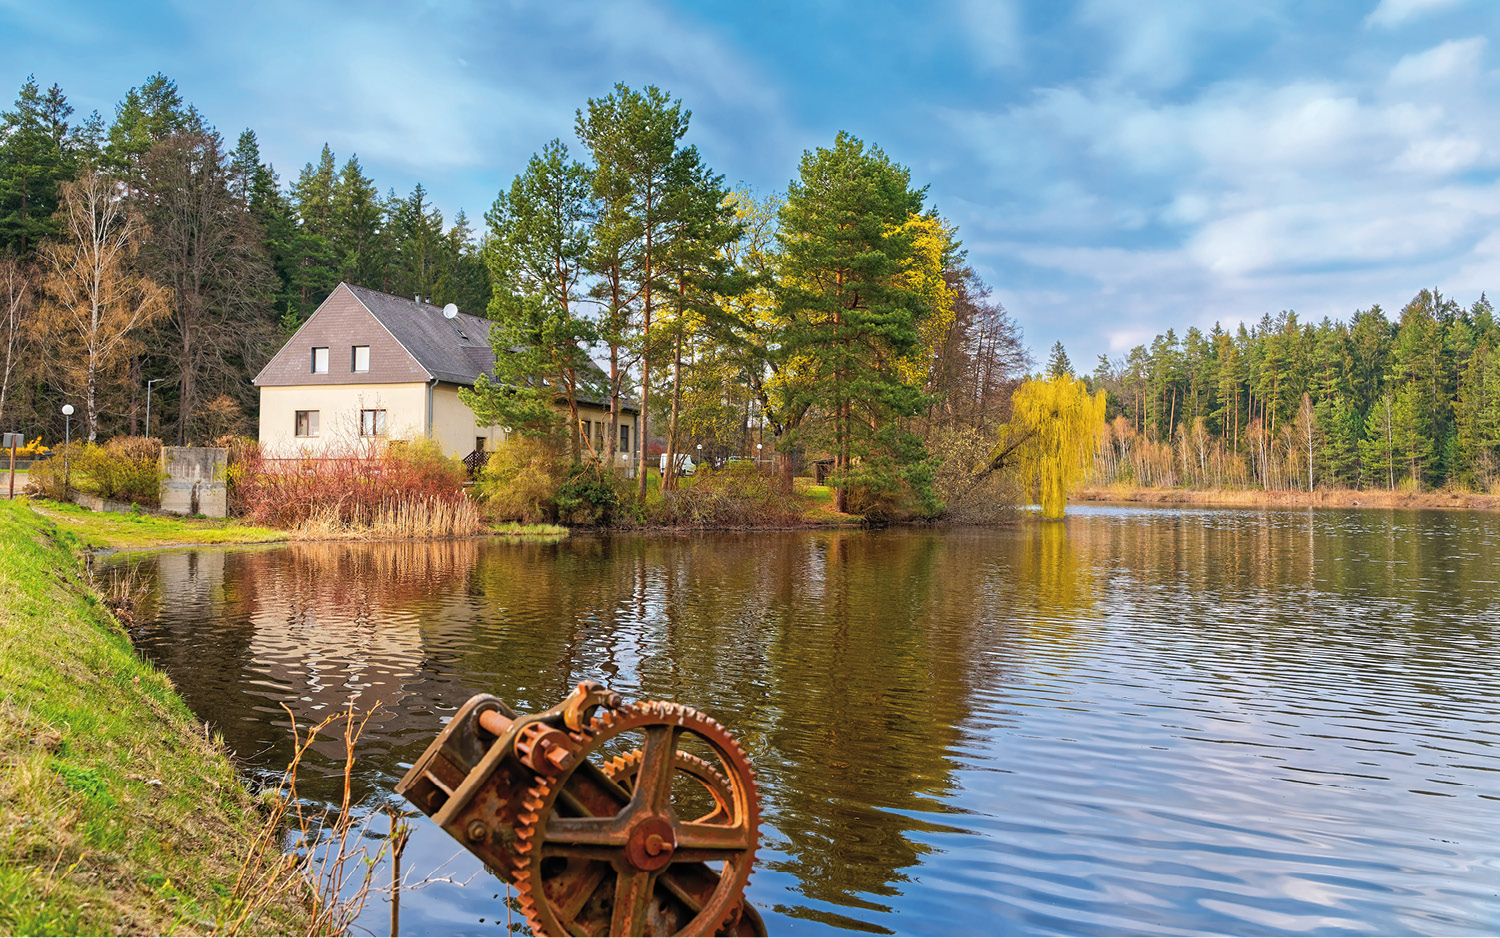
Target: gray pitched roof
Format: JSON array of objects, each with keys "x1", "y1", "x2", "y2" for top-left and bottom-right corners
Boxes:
[
  {"x1": 345, "y1": 284, "x2": 496, "y2": 385},
  {"x1": 343, "y1": 284, "x2": 636, "y2": 411}
]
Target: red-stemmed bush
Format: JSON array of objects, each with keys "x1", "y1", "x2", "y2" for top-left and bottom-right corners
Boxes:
[{"x1": 231, "y1": 438, "x2": 471, "y2": 530}]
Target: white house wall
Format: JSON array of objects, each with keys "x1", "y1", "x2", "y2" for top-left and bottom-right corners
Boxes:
[
  {"x1": 261, "y1": 381, "x2": 639, "y2": 463},
  {"x1": 258, "y1": 383, "x2": 429, "y2": 455}
]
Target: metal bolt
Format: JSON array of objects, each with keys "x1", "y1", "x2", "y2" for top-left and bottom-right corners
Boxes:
[{"x1": 466, "y1": 819, "x2": 488, "y2": 843}]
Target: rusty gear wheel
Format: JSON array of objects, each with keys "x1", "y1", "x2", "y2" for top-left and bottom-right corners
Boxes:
[
  {"x1": 603, "y1": 749, "x2": 734, "y2": 824},
  {"x1": 512, "y1": 701, "x2": 759, "y2": 937}
]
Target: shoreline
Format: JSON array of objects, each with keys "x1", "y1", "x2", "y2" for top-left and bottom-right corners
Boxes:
[
  {"x1": 1074, "y1": 485, "x2": 1500, "y2": 512},
  {"x1": 24, "y1": 498, "x2": 569, "y2": 551},
  {"x1": 0, "y1": 499, "x2": 316, "y2": 935}
]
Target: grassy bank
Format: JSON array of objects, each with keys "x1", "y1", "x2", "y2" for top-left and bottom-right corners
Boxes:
[
  {"x1": 24, "y1": 498, "x2": 569, "y2": 551},
  {"x1": 0, "y1": 499, "x2": 315, "y2": 935},
  {"x1": 29, "y1": 499, "x2": 289, "y2": 550},
  {"x1": 1074, "y1": 484, "x2": 1500, "y2": 511}
]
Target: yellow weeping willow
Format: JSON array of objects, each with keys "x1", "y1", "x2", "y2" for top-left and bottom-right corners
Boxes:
[{"x1": 986, "y1": 376, "x2": 1107, "y2": 519}]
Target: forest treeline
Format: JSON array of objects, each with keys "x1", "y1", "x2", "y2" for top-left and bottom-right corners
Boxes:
[
  {"x1": 0, "y1": 73, "x2": 1031, "y2": 517},
  {"x1": 0, "y1": 72, "x2": 489, "y2": 446},
  {"x1": 1074, "y1": 289, "x2": 1500, "y2": 492}
]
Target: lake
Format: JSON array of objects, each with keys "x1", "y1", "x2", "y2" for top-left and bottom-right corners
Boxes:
[{"x1": 115, "y1": 505, "x2": 1500, "y2": 935}]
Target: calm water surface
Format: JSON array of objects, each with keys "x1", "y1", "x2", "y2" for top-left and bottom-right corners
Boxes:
[{"x1": 117, "y1": 506, "x2": 1500, "y2": 936}]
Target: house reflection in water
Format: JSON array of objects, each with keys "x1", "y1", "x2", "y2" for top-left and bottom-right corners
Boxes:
[{"x1": 133, "y1": 541, "x2": 485, "y2": 779}]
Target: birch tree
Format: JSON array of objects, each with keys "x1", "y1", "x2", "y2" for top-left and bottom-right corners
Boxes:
[
  {"x1": 0, "y1": 257, "x2": 31, "y2": 427},
  {"x1": 37, "y1": 171, "x2": 169, "y2": 440}
]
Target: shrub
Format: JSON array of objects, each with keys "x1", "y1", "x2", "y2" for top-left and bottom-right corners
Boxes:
[
  {"x1": 649, "y1": 463, "x2": 800, "y2": 527},
  {"x1": 476, "y1": 436, "x2": 564, "y2": 523},
  {"x1": 215, "y1": 434, "x2": 262, "y2": 517},
  {"x1": 25, "y1": 437, "x2": 164, "y2": 506},
  {"x1": 555, "y1": 461, "x2": 626, "y2": 526},
  {"x1": 78, "y1": 436, "x2": 164, "y2": 505},
  {"x1": 233, "y1": 438, "x2": 472, "y2": 531},
  {"x1": 928, "y1": 425, "x2": 1023, "y2": 523},
  {"x1": 23, "y1": 444, "x2": 71, "y2": 499}
]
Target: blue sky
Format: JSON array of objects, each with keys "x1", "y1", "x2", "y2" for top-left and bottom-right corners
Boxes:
[{"x1": 4, "y1": 0, "x2": 1499, "y2": 366}]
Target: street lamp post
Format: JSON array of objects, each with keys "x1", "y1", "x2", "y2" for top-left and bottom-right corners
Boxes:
[
  {"x1": 146, "y1": 378, "x2": 164, "y2": 439},
  {"x1": 61, "y1": 403, "x2": 74, "y2": 493}
]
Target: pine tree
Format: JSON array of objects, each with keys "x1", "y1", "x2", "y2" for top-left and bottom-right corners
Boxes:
[
  {"x1": 1046, "y1": 341, "x2": 1073, "y2": 379},
  {"x1": 330, "y1": 154, "x2": 383, "y2": 285},
  {"x1": 776, "y1": 131, "x2": 932, "y2": 514},
  {"x1": 462, "y1": 140, "x2": 596, "y2": 456},
  {"x1": 390, "y1": 182, "x2": 446, "y2": 300},
  {"x1": 105, "y1": 73, "x2": 191, "y2": 189},
  {"x1": 0, "y1": 76, "x2": 75, "y2": 254},
  {"x1": 1359, "y1": 393, "x2": 1397, "y2": 491},
  {"x1": 1391, "y1": 384, "x2": 1433, "y2": 487},
  {"x1": 576, "y1": 83, "x2": 695, "y2": 496},
  {"x1": 657, "y1": 146, "x2": 742, "y2": 489}
]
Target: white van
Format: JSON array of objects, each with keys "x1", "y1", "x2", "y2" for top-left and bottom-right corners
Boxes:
[{"x1": 659, "y1": 453, "x2": 697, "y2": 475}]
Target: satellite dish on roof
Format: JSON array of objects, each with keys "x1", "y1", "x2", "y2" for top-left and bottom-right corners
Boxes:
[{"x1": 443, "y1": 303, "x2": 459, "y2": 319}]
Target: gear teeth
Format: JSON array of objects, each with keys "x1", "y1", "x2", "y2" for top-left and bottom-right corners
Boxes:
[{"x1": 512, "y1": 698, "x2": 760, "y2": 937}]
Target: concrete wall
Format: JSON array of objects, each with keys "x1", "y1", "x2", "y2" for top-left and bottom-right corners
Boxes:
[
  {"x1": 161, "y1": 447, "x2": 228, "y2": 517},
  {"x1": 258, "y1": 383, "x2": 428, "y2": 455}
]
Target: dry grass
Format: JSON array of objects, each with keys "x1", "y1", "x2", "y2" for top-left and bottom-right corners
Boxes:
[
  {"x1": 218, "y1": 708, "x2": 382, "y2": 937},
  {"x1": 291, "y1": 494, "x2": 483, "y2": 540},
  {"x1": 1074, "y1": 484, "x2": 1500, "y2": 511}
]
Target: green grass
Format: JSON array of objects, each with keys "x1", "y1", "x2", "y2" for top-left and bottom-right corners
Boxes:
[
  {"x1": 792, "y1": 478, "x2": 865, "y2": 524},
  {"x1": 489, "y1": 520, "x2": 568, "y2": 538},
  {"x1": 0, "y1": 499, "x2": 314, "y2": 935},
  {"x1": 30, "y1": 497, "x2": 576, "y2": 549},
  {"x1": 25, "y1": 498, "x2": 287, "y2": 550}
]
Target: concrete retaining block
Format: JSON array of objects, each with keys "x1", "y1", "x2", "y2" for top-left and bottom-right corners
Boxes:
[{"x1": 160, "y1": 447, "x2": 228, "y2": 517}]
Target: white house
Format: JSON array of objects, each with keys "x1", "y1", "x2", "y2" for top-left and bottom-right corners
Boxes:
[{"x1": 253, "y1": 283, "x2": 639, "y2": 468}]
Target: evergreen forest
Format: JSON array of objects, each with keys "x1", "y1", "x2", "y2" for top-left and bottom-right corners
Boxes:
[{"x1": 1078, "y1": 291, "x2": 1500, "y2": 492}]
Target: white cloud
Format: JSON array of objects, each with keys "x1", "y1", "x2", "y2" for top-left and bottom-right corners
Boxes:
[
  {"x1": 1389, "y1": 36, "x2": 1486, "y2": 85},
  {"x1": 1393, "y1": 136, "x2": 1484, "y2": 173},
  {"x1": 1366, "y1": 0, "x2": 1464, "y2": 29},
  {"x1": 938, "y1": 23, "x2": 1500, "y2": 361}
]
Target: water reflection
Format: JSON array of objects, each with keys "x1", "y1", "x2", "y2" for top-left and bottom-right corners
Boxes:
[{"x1": 118, "y1": 509, "x2": 1500, "y2": 935}]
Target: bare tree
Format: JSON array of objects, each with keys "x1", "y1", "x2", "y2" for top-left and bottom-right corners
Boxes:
[
  {"x1": 141, "y1": 130, "x2": 274, "y2": 443},
  {"x1": 0, "y1": 257, "x2": 32, "y2": 429},
  {"x1": 37, "y1": 171, "x2": 170, "y2": 441},
  {"x1": 1293, "y1": 392, "x2": 1318, "y2": 491}
]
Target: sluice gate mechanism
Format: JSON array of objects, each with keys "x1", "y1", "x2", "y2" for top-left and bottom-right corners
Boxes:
[{"x1": 396, "y1": 681, "x2": 765, "y2": 936}]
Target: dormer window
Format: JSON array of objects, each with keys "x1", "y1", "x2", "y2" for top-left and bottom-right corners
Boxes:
[
  {"x1": 311, "y1": 347, "x2": 329, "y2": 374},
  {"x1": 352, "y1": 345, "x2": 370, "y2": 373}
]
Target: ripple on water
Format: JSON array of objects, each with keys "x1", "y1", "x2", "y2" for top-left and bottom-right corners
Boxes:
[{"x1": 118, "y1": 513, "x2": 1500, "y2": 936}]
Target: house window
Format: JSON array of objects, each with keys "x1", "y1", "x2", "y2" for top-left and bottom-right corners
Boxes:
[
  {"x1": 359, "y1": 409, "x2": 386, "y2": 437},
  {"x1": 295, "y1": 410, "x2": 319, "y2": 437},
  {"x1": 352, "y1": 345, "x2": 370, "y2": 373},
  {"x1": 620, "y1": 424, "x2": 630, "y2": 454},
  {"x1": 311, "y1": 347, "x2": 329, "y2": 374}
]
